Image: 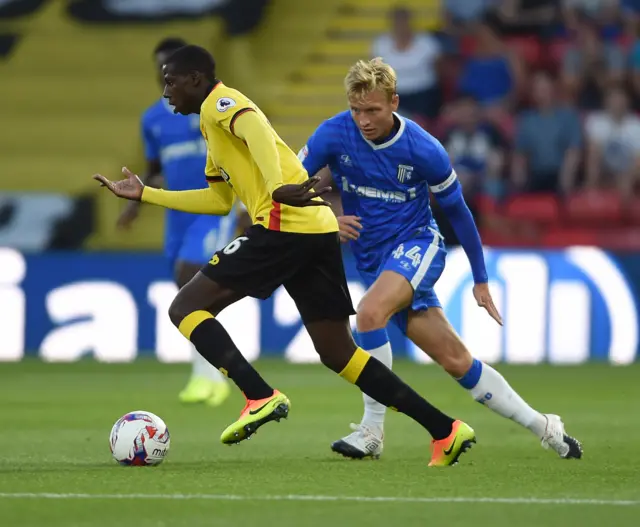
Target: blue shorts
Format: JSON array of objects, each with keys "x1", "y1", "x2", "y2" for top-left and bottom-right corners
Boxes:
[
  {"x1": 165, "y1": 215, "x2": 233, "y2": 266},
  {"x1": 358, "y1": 230, "x2": 446, "y2": 334}
]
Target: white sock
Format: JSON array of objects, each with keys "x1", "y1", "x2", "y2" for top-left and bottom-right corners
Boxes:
[
  {"x1": 191, "y1": 345, "x2": 226, "y2": 383},
  {"x1": 458, "y1": 359, "x2": 547, "y2": 438},
  {"x1": 358, "y1": 329, "x2": 392, "y2": 433}
]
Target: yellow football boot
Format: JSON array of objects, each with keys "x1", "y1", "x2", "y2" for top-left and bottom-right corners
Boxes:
[
  {"x1": 428, "y1": 420, "x2": 476, "y2": 467},
  {"x1": 220, "y1": 390, "x2": 290, "y2": 444}
]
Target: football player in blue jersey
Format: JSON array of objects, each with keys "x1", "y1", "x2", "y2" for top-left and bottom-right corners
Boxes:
[
  {"x1": 300, "y1": 58, "x2": 583, "y2": 463},
  {"x1": 117, "y1": 38, "x2": 248, "y2": 406}
]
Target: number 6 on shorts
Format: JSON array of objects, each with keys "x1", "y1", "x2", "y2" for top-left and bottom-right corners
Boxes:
[{"x1": 223, "y1": 236, "x2": 249, "y2": 255}]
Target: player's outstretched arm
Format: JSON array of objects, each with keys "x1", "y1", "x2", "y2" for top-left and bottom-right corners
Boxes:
[
  {"x1": 93, "y1": 167, "x2": 234, "y2": 216},
  {"x1": 431, "y1": 172, "x2": 502, "y2": 325}
]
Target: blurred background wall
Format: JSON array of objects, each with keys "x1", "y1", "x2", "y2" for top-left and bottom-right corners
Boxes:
[{"x1": 0, "y1": 0, "x2": 638, "y2": 364}]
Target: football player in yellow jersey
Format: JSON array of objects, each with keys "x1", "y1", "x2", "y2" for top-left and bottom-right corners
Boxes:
[{"x1": 93, "y1": 45, "x2": 471, "y2": 466}]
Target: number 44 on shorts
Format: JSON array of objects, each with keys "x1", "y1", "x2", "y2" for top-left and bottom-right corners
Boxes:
[
  {"x1": 210, "y1": 236, "x2": 249, "y2": 266},
  {"x1": 392, "y1": 244, "x2": 422, "y2": 268}
]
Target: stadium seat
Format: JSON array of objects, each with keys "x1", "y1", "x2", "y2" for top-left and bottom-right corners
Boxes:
[
  {"x1": 474, "y1": 194, "x2": 498, "y2": 215},
  {"x1": 480, "y1": 229, "x2": 523, "y2": 247},
  {"x1": 504, "y1": 193, "x2": 560, "y2": 224},
  {"x1": 626, "y1": 197, "x2": 640, "y2": 224},
  {"x1": 546, "y1": 39, "x2": 571, "y2": 70},
  {"x1": 459, "y1": 35, "x2": 477, "y2": 58},
  {"x1": 564, "y1": 190, "x2": 623, "y2": 225},
  {"x1": 597, "y1": 228, "x2": 640, "y2": 251},
  {"x1": 542, "y1": 228, "x2": 599, "y2": 248},
  {"x1": 506, "y1": 36, "x2": 543, "y2": 67}
]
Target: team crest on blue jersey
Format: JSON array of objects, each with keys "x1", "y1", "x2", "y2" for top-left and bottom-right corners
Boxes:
[
  {"x1": 397, "y1": 164, "x2": 413, "y2": 183},
  {"x1": 340, "y1": 154, "x2": 353, "y2": 167}
]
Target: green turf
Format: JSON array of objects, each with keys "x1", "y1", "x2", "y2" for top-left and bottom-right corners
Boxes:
[{"x1": 0, "y1": 360, "x2": 639, "y2": 527}]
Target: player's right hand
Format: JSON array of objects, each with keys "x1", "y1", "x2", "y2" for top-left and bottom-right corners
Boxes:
[
  {"x1": 272, "y1": 176, "x2": 331, "y2": 207},
  {"x1": 338, "y1": 216, "x2": 362, "y2": 242},
  {"x1": 93, "y1": 167, "x2": 144, "y2": 202},
  {"x1": 116, "y1": 201, "x2": 141, "y2": 230}
]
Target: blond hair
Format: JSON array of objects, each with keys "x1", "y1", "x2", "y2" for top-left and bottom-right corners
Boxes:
[{"x1": 344, "y1": 58, "x2": 397, "y2": 102}]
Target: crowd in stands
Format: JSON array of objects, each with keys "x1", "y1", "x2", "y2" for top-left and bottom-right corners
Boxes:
[{"x1": 373, "y1": 0, "x2": 640, "y2": 249}]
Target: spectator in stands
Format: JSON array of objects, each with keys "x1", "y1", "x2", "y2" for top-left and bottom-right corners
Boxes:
[
  {"x1": 444, "y1": 0, "x2": 497, "y2": 30},
  {"x1": 563, "y1": 0, "x2": 609, "y2": 22},
  {"x1": 562, "y1": 0, "x2": 623, "y2": 38},
  {"x1": 457, "y1": 16, "x2": 525, "y2": 119},
  {"x1": 494, "y1": 0, "x2": 559, "y2": 38},
  {"x1": 585, "y1": 86, "x2": 640, "y2": 195},
  {"x1": 372, "y1": 6, "x2": 442, "y2": 119},
  {"x1": 442, "y1": 95, "x2": 507, "y2": 199},
  {"x1": 561, "y1": 16, "x2": 626, "y2": 109},
  {"x1": 511, "y1": 71, "x2": 583, "y2": 193},
  {"x1": 628, "y1": 23, "x2": 640, "y2": 105},
  {"x1": 621, "y1": 0, "x2": 640, "y2": 19}
]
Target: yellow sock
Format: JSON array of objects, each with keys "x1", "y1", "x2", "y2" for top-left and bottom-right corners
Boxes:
[
  {"x1": 339, "y1": 347, "x2": 371, "y2": 384},
  {"x1": 178, "y1": 310, "x2": 214, "y2": 340}
]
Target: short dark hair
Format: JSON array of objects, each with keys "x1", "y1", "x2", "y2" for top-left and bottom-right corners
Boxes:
[
  {"x1": 153, "y1": 37, "x2": 188, "y2": 56},
  {"x1": 164, "y1": 45, "x2": 217, "y2": 83}
]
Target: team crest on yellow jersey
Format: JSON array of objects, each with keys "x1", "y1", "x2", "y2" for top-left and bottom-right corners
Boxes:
[{"x1": 216, "y1": 98, "x2": 236, "y2": 112}]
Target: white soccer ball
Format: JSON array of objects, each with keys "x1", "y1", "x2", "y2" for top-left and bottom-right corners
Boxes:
[{"x1": 109, "y1": 410, "x2": 170, "y2": 466}]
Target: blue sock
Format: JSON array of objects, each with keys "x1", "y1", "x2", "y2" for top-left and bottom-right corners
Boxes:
[
  {"x1": 356, "y1": 328, "x2": 389, "y2": 351},
  {"x1": 457, "y1": 359, "x2": 483, "y2": 389}
]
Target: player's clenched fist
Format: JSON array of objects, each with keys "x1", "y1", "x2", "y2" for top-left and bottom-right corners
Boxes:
[{"x1": 93, "y1": 167, "x2": 145, "y2": 201}]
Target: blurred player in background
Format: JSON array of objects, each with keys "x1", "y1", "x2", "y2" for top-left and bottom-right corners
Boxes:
[
  {"x1": 95, "y1": 45, "x2": 478, "y2": 467},
  {"x1": 300, "y1": 58, "x2": 583, "y2": 462},
  {"x1": 117, "y1": 38, "x2": 248, "y2": 407}
]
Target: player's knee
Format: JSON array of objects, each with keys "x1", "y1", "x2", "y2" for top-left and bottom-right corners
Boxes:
[
  {"x1": 168, "y1": 296, "x2": 190, "y2": 328},
  {"x1": 318, "y1": 352, "x2": 348, "y2": 374},
  {"x1": 356, "y1": 301, "x2": 386, "y2": 332},
  {"x1": 315, "y1": 343, "x2": 350, "y2": 373}
]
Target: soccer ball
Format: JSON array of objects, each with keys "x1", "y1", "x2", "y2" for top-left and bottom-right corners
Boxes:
[{"x1": 109, "y1": 410, "x2": 170, "y2": 466}]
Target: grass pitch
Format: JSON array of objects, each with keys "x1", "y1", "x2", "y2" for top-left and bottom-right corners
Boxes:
[{"x1": 0, "y1": 359, "x2": 638, "y2": 526}]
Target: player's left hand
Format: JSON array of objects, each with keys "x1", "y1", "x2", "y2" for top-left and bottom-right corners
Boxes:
[
  {"x1": 338, "y1": 216, "x2": 362, "y2": 242},
  {"x1": 473, "y1": 283, "x2": 503, "y2": 326},
  {"x1": 272, "y1": 176, "x2": 331, "y2": 207},
  {"x1": 93, "y1": 167, "x2": 145, "y2": 201}
]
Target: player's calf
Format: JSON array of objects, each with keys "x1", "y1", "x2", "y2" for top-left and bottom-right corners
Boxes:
[
  {"x1": 170, "y1": 273, "x2": 275, "y2": 401},
  {"x1": 306, "y1": 319, "x2": 458, "y2": 444},
  {"x1": 407, "y1": 309, "x2": 473, "y2": 378},
  {"x1": 407, "y1": 308, "x2": 583, "y2": 458}
]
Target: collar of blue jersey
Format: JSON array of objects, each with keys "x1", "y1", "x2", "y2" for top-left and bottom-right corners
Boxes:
[{"x1": 360, "y1": 112, "x2": 406, "y2": 151}]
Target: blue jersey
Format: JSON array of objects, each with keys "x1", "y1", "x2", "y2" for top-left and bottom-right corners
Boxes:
[
  {"x1": 141, "y1": 99, "x2": 236, "y2": 264},
  {"x1": 301, "y1": 111, "x2": 455, "y2": 273},
  {"x1": 301, "y1": 110, "x2": 487, "y2": 332}
]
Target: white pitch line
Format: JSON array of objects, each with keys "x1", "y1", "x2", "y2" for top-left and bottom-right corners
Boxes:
[{"x1": 0, "y1": 493, "x2": 638, "y2": 506}]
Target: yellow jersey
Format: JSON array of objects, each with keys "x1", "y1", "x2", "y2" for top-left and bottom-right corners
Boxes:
[{"x1": 199, "y1": 83, "x2": 337, "y2": 234}]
